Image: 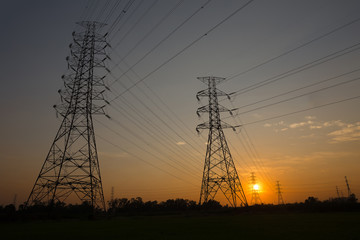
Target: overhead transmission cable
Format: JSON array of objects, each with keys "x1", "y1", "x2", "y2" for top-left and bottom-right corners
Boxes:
[
  {"x1": 229, "y1": 108, "x2": 276, "y2": 192},
  {"x1": 103, "y1": 76, "x2": 204, "y2": 168},
  {"x1": 105, "y1": 86, "x2": 204, "y2": 170},
  {"x1": 112, "y1": 0, "x2": 160, "y2": 49},
  {"x1": 226, "y1": 41, "x2": 360, "y2": 100},
  {"x1": 95, "y1": 119, "x2": 201, "y2": 180},
  {"x1": 228, "y1": 76, "x2": 360, "y2": 118},
  {"x1": 108, "y1": 48, "x2": 207, "y2": 152},
  {"x1": 109, "y1": 0, "x2": 145, "y2": 41},
  {"x1": 96, "y1": 134, "x2": 198, "y2": 186},
  {"x1": 107, "y1": 101, "x2": 203, "y2": 171},
  {"x1": 104, "y1": 59, "x2": 205, "y2": 165},
  {"x1": 109, "y1": 0, "x2": 255, "y2": 101},
  {"x1": 241, "y1": 95, "x2": 360, "y2": 126},
  {"x1": 103, "y1": 1, "x2": 124, "y2": 24},
  {"x1": 224, "y1": 15, "x2": 360, "y2": 82},
  {"x1": 106, "y1": 68, "x2": 205, "y2": 157},
  {"x1": 94, "y1": 0, "x2": 112, "y2": 21},
  {"x1": 108, "y1": 0, "x2": 201, "y2": 83},
  {"x1": 107, "y1": 0, "x2": 136, "y2": 35},
  {"x1": 231, "y1": 67, "x2": 360, "y2": 112}
]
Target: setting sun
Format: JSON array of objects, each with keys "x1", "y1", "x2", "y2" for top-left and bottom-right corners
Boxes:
[{"x1": 253, "y1": 184, "x2": 260, "y2": 191}]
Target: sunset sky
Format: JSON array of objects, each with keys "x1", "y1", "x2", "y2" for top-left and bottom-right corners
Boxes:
[{"x1": 1, "y1": 0, "x2": 360, "y2": 206}]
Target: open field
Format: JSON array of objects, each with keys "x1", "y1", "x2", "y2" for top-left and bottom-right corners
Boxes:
[{"x1": 1, "y1": 212, "x2": 359, "y2": 240}]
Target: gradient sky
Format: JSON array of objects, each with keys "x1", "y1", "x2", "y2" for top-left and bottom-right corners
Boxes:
[{"x1": 1, "y1": 0, "x2": 360, "y2": 206}]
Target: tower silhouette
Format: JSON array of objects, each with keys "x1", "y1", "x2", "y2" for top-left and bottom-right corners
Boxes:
[
  {"x1": 26, "y1": 21, "x2": 109, "y2": 210},
  {"x1": 196, "y1": 76, "x2": 247, "y2": 207},
  {"x1": 275, "y1": 180, "x2": 284, "y2": 205},
  {"x1": 336, "y1": 186, "x2": 341, "y2": 198},
  {"x1": 250, "y1": 172, "x2": 262, "y2": 205},
  {"x1": 345, "y1": 176, "x2": 352, "y2": 197}
]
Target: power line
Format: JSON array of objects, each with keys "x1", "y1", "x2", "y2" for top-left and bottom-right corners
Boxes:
[
  {"x1": 95, "y1": 117, "x2": 202, "y2": 179},
  {"x1": 242, "y1": 95, "x2": 360, "y2": 126},
  {"x1": 109, "y1": 0, "x2": 145, "y2": 41},
  {"x1": 108, "y1": 0, "x2": 136, "y2": 35},
  {"x1": 109, "y1": 0, "x2": 255, "y2": 101},
  {"x1": 107, "y1": 72, "x2": 206, "y2": 159},
  {"x1": 94, "y1": 0, "x2": 111, "y2": 21},
  {"x1": 112, "y1": 0, "x2": 159, "y2": 48},
  {"x1": 103, "y1": 1, "x2": 124, "y2": 24},
  {"x1": 230, "y1": 76, "x2": 360, "y2": 118},
  {"x1": 109, "y1": 0, "x2": 209, "y2": 86},
  {"x1": 228, "y1": 101, "x2": 277, "y2": 191},
  {"x1": 230, "y1": 67, "x2": 360, "y2": 112},
  {"x1": 227, "y1": 41, "x2": 360, "y2": 99},
  {"x1": 96, "y1": 134, "x2": 198, "y2": 187},
  {"x1": 107, "y1": 49, "x2": 207, "y2": 156},
  {"x1": 224, "y1": 15, "x2": 360, "y2": 82},
  {"x1": 106, "y1": 103, "x2": 203, "y2": 173}
]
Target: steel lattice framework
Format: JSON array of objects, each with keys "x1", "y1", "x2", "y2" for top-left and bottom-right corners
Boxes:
[
  {"x1": 196, "y1": 76, "x2": 247, "y2": 207},
  {"x1": 276, "y1": 181, "x2": 284, "y2": 205},
  {"x1": 250, "y1": 172, "x2": 262, "y2": 205},
  {"x1": 27, "y1": 21, "x2": 109, "y2": 210}
]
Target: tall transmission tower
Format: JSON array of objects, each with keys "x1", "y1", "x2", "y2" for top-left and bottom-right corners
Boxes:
[
  {"x1": 26, "y1": 21, "x2": 110, "y2": 210},
  {"x1": 275, "y1": 181, "x2": 284, "y2": 205},
  {"x1": 250, "y1": 172, "x2": 262, "y2": 205},
  {"x1": 196, "y1": 76, "x2": 247, "y2": 207},
  {"x1": 345, "y1": 176, "x2": 352, "y2": 197}
]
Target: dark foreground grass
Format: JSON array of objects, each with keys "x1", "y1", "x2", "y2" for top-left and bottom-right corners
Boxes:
[{"x1": 1, "y1": 212, "x2": 359, "y2": 240}]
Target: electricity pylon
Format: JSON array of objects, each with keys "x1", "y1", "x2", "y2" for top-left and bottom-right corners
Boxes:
[
  {"x1": 196, "y1": 76, "x2": 247, "y2": 207},
  {"x1": 26, "y1": 21, "x2": 110, "y2": 210},
  {"x1": 276, "y1": 181, "x2": 284, "y2": 205},
  {"x1": 250, "y1": 172, "x2": 261, "y2": 205},
  {"x1": 336, "y1": 186, "x2": 340, "y2": 198},
  {"x1": 345, "y1": 176, "x2": 352, "y2": 197}
]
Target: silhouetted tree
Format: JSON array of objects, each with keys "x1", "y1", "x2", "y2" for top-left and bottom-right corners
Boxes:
[
  {"x1": 201, "y1": 200, "x2": 222, "y2": 209},
  {"x1": 348, "y1": 193, "x2": 358, "y2": 203},
  {"x1": 305, "y1": 196, "x2": 320, "y2": 205}
]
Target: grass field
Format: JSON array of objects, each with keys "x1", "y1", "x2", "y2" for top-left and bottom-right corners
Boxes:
[{"x1": 1, "y1": 212, "x2": 359, "y2": 239}]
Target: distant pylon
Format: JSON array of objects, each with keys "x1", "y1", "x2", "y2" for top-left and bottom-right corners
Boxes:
[
  {"x1": 26, "y1": 21, "x2": 110, "y2": 210},
  {"x1": 196, "y1": 76, "x2": 247, "y2": 207},
  {"x1": 345, "y1": 176, "x2": 352, "y2": 197},
  {"x1": 13, "y1": 194, "x2": 17, "y2": 209},
  {"x1": 275, "y1": 181, "x2": 284, "y2": 205},
  {"x1": 111, "y1": 186, "x2": 114, "y2": 202},
  {"x1": 250, "y1": 172, "x2": 262, "y2": 205},
  {"x1": 336, "y1": 186, "x2": 340, "y2": 198}
]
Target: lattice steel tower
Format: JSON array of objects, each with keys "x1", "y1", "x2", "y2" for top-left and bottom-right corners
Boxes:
[
  {"x1": 27, "y1": 21, "x2": 109, "y2": 210},
  {"x1": 276, "y1": 180, "x2": 284, "y2": 205},
  {"x1": 250, "y1": 172, "x2": 262, "y2": 205},
  {"x1": 196, "y1": 76, "x2": 247, "y2": 207},
  {"x1": 345, "y1": 176, "x2": 352, "y2": 197},
  {"x1": 336, "y1": 186, "x2": 341, "y2": 198}
]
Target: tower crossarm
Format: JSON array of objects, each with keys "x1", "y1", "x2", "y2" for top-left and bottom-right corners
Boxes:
[
  {"x1": 196, "y1": 88, "x2": 230, "y2": 100},
  {"x1": 196, "y1": 104, "x2": 234, "y2": 116}
]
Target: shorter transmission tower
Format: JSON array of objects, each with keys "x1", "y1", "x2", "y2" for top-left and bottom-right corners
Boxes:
[
  {"x1": 275, "y1": 181, "x2": 284, "y2": 205},
  {"x1": 345, "y1": 176, "x2": 352, "y2": 197},
  {"x1": 13, "y1": 194, "x2": 17, "y2": 209},
  {"x1": 250, "y1": 172, "x2": 261, "y2": 205},
  {"x1": 197, "y1": 76, "x2": 247, "y2": 207},
  {"x1": 111, "y1": 186, "x2": 114, "y2": 202},
  {"x1": 336, "y1": 186, "x2": 340, "y2": 198}
]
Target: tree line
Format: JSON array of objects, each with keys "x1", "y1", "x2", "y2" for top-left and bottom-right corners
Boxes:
[{"x1": 0, "y1": 194, "x2": 358, "y2": 221}]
